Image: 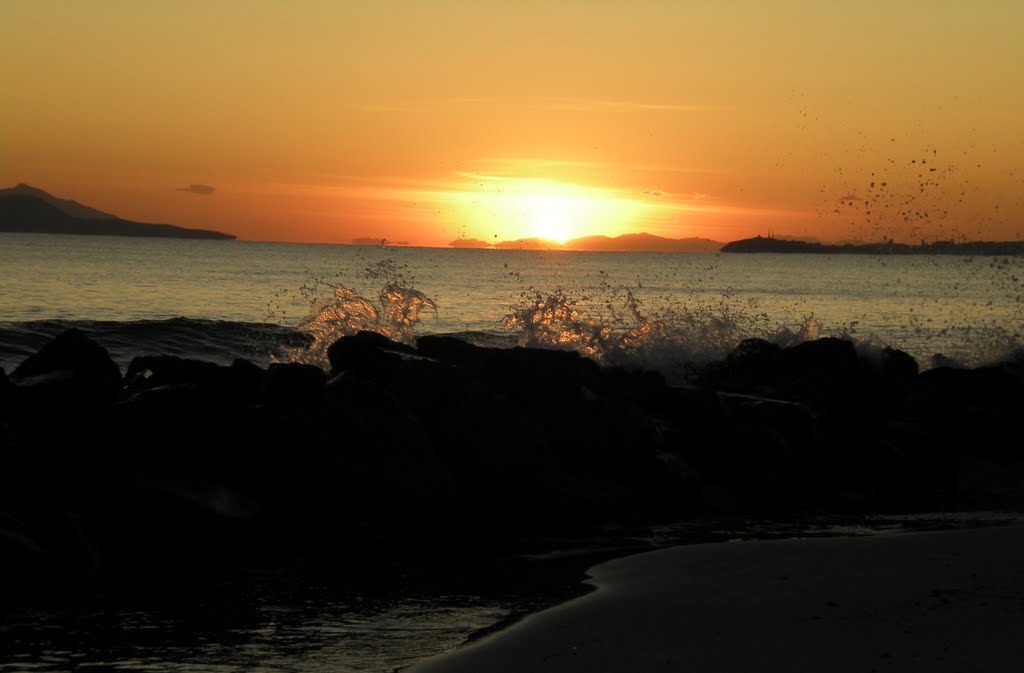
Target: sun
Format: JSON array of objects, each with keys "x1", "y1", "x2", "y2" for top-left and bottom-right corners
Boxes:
[
  {"x1": 445, "y1": 175, "x2": 663, "y2": 245},
  {"x1": 524, "y1": 194, "x2": 575, "y2": 243}
]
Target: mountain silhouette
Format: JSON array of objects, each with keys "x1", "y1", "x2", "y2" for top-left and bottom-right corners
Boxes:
[
  {"x1": 0, "y1": 185, "x2": 235, "y2": 240},
  {"x1": 453, "y1": 232, "x2": 723, "y2": 252},
  {"x1": 567, "y1": 232, "x2": 721, "y2": 252},
  {"x1": 0, "y1": 183, "x2": 118, "y2": 220}
]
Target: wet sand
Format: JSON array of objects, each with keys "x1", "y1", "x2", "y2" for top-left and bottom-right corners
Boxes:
[{"x1": 409, "y1": 525, "x2": 1024, "y2": 672}]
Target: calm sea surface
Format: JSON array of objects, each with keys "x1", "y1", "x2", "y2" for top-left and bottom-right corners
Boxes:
[{"x1": 1, "y1": 232, "x2": 1021, "y2": 372}]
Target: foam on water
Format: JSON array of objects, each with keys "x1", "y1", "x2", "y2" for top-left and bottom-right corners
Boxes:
[{"x1": 501, "y1": 283, "x2": 866, "y2": 381}]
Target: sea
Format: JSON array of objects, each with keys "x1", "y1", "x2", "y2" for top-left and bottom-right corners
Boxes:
[
  {"x1": 2, "y1": 232, "x2": 1023, "y2": 672},
  {"x1": 2, "y1": 233, "x2": 1022, "y2": 377}
]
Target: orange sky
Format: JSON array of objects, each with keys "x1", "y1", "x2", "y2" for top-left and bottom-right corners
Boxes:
[{"x1": 2, "y1": 1, "x2": 1022, "y2": 246}]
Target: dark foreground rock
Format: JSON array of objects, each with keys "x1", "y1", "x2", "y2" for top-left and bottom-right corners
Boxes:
[{"x1": 1, "y1": 330, "x2": 1021, "y2": 589}]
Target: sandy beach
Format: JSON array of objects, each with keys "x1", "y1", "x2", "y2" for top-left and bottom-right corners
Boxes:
[{"x1": 409, "y1": 525, "x2": 1024, "y2": 673}]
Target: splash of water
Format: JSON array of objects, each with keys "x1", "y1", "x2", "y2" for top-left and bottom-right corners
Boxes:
[
  {"x1": 502, "y1": 279, "x2": 834, "y2": 380},
  {"x1": 279, "y1": 256, "x2": 1021, "y2": 377},
  {"x1": 287, "y1": 260, "x2": 437, "y2": 367}
]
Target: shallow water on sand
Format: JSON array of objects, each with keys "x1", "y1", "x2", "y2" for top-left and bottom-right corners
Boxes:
[
  {"x1": 4, "y1": 514, "x2": 1021, "y2": 673},
  {"x1": 0, "y1": 592, "x2": 512, "y2": 673}
]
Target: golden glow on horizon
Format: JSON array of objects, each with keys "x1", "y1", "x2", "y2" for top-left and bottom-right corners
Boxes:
[
  {"x1": 524, "y1": 195, "x2": 573, "y2": 243},
  {"x1": 443, "y1": 177, "x2": 667, "y2": 244}
]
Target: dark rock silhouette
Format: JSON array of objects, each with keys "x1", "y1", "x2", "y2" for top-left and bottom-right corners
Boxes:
[
  {"x1": 1, "y1": 329, "x2": 1021, "y2": 592},
  {"x1": 479, "y1": 232, "x2": 723, "y2": 252},
  {"x1": 0, "y1": 183, "x2": 119, "y2": 219},
  {"x1": 0, "y1": 185, "x2": 235, "y2": 239},
  {"x1": 10, "y1": 328, "x2": 123, "y2": 402},
  {"x1": 327, "y1": 329, "x2": 417, "y2": 376},
  {"x1": 566, "y1": 232, "x2": 721, "y2": 253}
]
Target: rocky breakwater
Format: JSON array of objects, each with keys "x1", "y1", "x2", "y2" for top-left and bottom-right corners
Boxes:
[{"x1": 1, "y1": 330, "x2": 1022, "y2": 588}]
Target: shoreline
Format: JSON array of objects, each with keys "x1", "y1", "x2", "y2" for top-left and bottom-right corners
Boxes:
[{"x1": 408, "y1": 524, "x2": 1024, "y2": 673}]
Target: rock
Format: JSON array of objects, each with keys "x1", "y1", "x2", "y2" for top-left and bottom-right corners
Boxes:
[
  {"x1": 266, "y1": 362, "x2": 327, "y2": 407},
  {"x1": 0, "y1": 366, "x2": 12, "y2": 403},
  {"x1": 727, "y1": 337, "x2": 782, "y2": 370},
  {"x1": 125, "y1": 355, "x2": 226, "y2": 389},
  {"x1": 10, "y1": 329, "x2": 123, "y2": 401},
  {"x1": 930, "y1": 353, "x2": 964, "y2": 369},
  {"x1": 482, "y1": 346, "x2": 601, "y2": 400},
  {"x1": 695, "y1": 337, "x2": 866, "y2": 408},
  {"x1": 693, "y1": 337, "x2": 783, "y2": 394},
  {"x1": 916, "y1": 365, "x2": 1024, "y2": 409},
  {"x1": 229, "y1": 357, "x2": 268, "y2": 399},
  {"x1": 416, "y1": 334, "x2": 493, "y2": 368},
  {"x1": 4, "y1": 326, "x2": 1024, "y2": 588},
  {"x1": 326, "y1": 331, "x2": 417, "y2": 377},
  {"x1": 779, "y1": 337, "x2": 860, "y2": 381},
  {"x1": 875, "y1": 346, "x2": 919, "y2": 382}
]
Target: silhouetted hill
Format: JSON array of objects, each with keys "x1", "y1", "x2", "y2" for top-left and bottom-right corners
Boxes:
[
  {"x1": 0, "y1": 187, "x2": 235, "y2": 240},
  {"x1": 493, "y1": 237, "x2": 559, "y2": 250},
  {"x1": 448, "y1": 238, "x2": 493, "y2": 249},
  {"x1": 0, "y1": 183, "x2": 116, "y2": 220},
  {"x1": 568, "y1": 232, "x2": 721, "y2": 252},
  {"x1": 722, "y1": 235, "x2": 1024, "y2": 255},
  {"x1": 461, "y1": 232, "x2": 722, "y2": 252}
]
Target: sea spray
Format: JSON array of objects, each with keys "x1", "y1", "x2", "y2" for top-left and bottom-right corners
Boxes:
[
  {"x1": 284, "y1": 263, "x2": 898, "y2": 381},
  {"x1": 286, "y1": 260, "x2": 438, "y2": 367},
  {"x1": 275, "y1": 250, "x2": 1022, "y2": 377},
  {"x1": 501, "y1": 280, "x2": 856, "y2": 381}
]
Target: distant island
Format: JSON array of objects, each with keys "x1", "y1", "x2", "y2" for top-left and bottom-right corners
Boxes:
[
  {"x1": 0, "y1": 184, "x2": 235, "y2": 240},
  {"x1": 722, "y1": 235, "x2": 1024, "y2": 256},
  {"x1": 446, "y1": 231, "x2": 1024, "y2": 255},
  {"x1": 449, "y1": 232, "x2": 722, "y2": 253}
]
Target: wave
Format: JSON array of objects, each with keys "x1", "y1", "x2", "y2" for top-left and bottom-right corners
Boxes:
[
  {"x1": 280, "y1": 259, "x2": 440, "y2": 368},
  {"x1": 4, "y1": 266, "x2": 1020, "y2": 379},
  {"x1": 502, "y1": 285, "x2": 835, "y2": 381},
  {"x1": 0, "y1": 317, "x2": 312, "y2": 371}
]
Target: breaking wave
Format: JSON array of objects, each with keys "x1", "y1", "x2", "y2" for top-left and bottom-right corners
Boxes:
[
  {"x1": 282, "y1": 264, "x2": 884, "y2": 380},
  {"x1": 275, "y1": 257, "x2": 1022, "y2": 380},
  {"x1": 284, "y1": 260, "x2": 439, "y2": 367},
  {"x1": 0, "y1": 318, "x2": 311, "y2": 371},
  {"x1": 502, "y1": 283, "x2": 844, "y2": 381}
]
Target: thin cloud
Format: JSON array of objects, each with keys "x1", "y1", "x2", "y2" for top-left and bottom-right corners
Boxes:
[
  {"x1": 538, "y1": 97, "x2": 732, "y2": 113},
  {"x1": 473, "y1": 156, "x2": 733, "y2": 178},
  {"x1": 642, "y1": 189, "x2": 665, "y2": 197},
  {"x1": 177, "y1": 184, "x2": 216, "y2": 196},
  {"x1": 357, "y1": 104, "x2": 415, "y2": 113},
  {"x1": 353, "y1": 96, "x2": 729, "y2": 115},
  {"x1": 471, "y1": 157, "x2": 616, "y2": 173}
]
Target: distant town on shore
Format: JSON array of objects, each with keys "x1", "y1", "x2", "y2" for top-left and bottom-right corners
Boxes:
[{"x1": 719, "y1": 233, "x2": 1024, "y2": 256}]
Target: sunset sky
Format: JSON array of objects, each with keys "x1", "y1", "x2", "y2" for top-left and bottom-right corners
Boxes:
[{"x1": 2, "y1": 1, "x2": 1022, "y2": 246}]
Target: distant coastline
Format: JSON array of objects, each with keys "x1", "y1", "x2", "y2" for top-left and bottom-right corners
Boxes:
[
  {"x1": 0, "y1": 184, "x2": 235, "y2": 240},
  {"x1": 722, "y1": 235, "x2": 1024, "y2": 256},
  {"x1": 448, "y1": 232, "x2": 722, "y2": 253},
  {"x1": 444, "y1": 232, "x2": 1024, "y2": 256}
]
